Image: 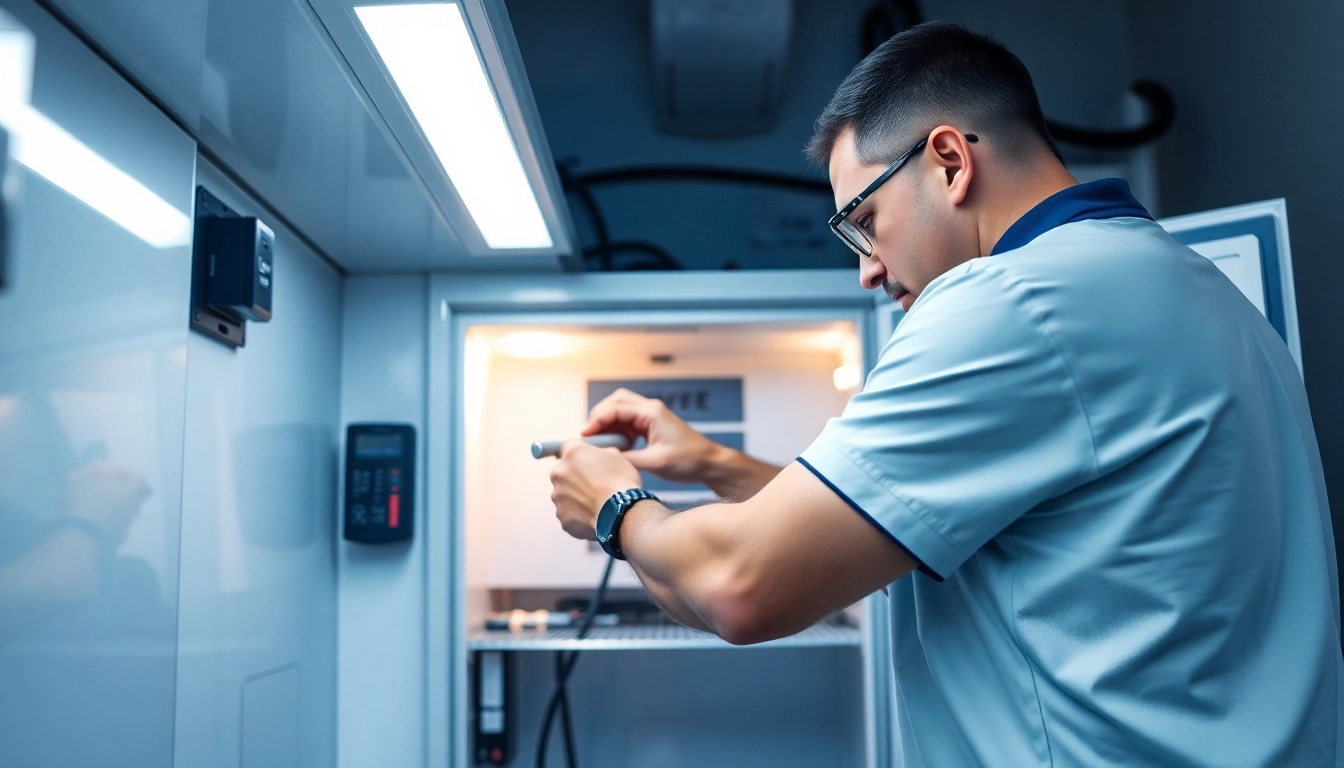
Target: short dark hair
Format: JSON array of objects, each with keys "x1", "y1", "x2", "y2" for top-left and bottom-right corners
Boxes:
[{"x1": 806, "y1": 22, "x2": 1061, "y2": 168}]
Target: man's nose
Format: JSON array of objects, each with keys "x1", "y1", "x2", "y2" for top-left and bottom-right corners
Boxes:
[{"x1": 859, "y1": 256, "x2": 886, "y2": 291}]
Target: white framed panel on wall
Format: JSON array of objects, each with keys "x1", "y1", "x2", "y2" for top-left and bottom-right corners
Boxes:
[{"x1": 1160, "y1": 199, "x2": 1301, "y2": 372}]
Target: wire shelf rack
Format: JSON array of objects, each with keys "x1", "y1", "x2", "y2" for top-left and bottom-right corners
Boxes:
[{"x1": 467, "y1": 622, "x2": 860, "y2": 652}]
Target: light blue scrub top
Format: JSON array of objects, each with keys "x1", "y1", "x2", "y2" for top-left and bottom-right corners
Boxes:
[{"x1": 800, "y1": 180, "x2": 1344, "y2": 766}]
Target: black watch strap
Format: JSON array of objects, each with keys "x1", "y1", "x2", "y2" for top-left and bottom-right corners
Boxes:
[{"x1": 596, "y1": 488, "x2": 659, "y2": 560}]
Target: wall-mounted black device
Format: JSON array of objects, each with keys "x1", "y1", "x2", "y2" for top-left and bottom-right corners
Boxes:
[
  {"x1": 344, "y1": 423, "x2": 415, "y2": 544},
  {"x1": 190, "y1": 186, "x2": 274, "y2": 348},
  {"x1": 472, "y1": 650, "x2": 514, "y2": 766},
  {"x1": 207, "y1": 216, "x2": 273, "y2": 321}
]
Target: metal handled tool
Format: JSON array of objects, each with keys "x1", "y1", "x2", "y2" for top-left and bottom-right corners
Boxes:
[{"x1": 530, "y1": 433, "x2": 632, "y2": 459}]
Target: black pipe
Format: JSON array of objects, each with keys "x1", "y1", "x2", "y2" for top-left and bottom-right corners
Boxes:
[
  {"x1": 578, "y1": 166, "x2": 830, "y2": 195},
  {"x1": 1045, "y1": 80, "x2": 1177, "y2": 150},
  {"x1": 582, "y1": 240, "x2": 684, "y2": 271},
  {"x1": 558, "y1": 164, "x2": 614, "y2": 271},
  {"x1": 859, "y1": 3, "x2": 1176, "y2": 150}
]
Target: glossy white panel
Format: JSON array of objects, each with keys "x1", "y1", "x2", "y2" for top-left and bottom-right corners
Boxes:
[
  {"x1": 338, "y1": 275, "x2": 429, "y2": 768},
  {"x1": 0, "y1": 1, "x2": 196, "y2": 765},
  {"x1": 173, "y1": 158, "x2": 340, "y2": 768},
  {"x1": 44, "y1": 0, "x2": 208, "y2": 130}
]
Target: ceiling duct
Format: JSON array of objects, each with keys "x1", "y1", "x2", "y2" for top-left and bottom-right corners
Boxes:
[{"x1": 650, "y1": 0, "x2": 793, "y2": 139}]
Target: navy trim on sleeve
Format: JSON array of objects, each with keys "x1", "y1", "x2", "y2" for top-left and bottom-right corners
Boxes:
[{"x1": 796, "y1": 457, "x2": 945, "y2": 582}]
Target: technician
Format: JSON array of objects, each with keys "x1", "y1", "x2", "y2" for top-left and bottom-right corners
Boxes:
[{"x1": 548, "y1": 22, "x2": 1343, "y2": 766}]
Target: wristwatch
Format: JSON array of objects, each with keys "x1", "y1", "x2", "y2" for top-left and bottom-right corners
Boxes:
[{"x1": 595, "y1": 488, "x2": 659, "y2": 560}]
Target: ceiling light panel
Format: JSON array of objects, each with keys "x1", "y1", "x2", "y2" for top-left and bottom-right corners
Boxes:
[{"x1": 355, "y1": 3, "x2": 553, "y2": 251}]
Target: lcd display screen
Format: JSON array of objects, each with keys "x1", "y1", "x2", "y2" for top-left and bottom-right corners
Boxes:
[{"x1": 354, "y1": 432, "x2": 403, "y2": 458}]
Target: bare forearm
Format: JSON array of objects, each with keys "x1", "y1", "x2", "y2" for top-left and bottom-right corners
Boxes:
[
  {"x1": 616, "y1": 464, "x2": 917, "y2": 646},
  {"x1": 619, "y1": 499, "x2": 742, "y2": 638},
  {"x1": 699, "y1": 443, "x2": 783, "y2": 500},
  {"x1": 638, "y1": 572, "x2": 714, "y2": 633}
]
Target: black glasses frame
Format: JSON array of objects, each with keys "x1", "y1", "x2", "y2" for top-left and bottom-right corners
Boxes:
[{"x1": 828, "y1": 133, "x2": 977, "y2": 257}]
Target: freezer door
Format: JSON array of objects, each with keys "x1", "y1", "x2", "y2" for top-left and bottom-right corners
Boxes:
[{"x1": 1160, "y1": 199, "x2": 1301, "y2": 371}]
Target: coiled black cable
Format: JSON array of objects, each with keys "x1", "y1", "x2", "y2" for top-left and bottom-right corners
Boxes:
[
  {"x1": 557, "y1": 163, "x2": 614, "y2": 272},
  {"x1": 581, "y1": 240, "x2": 684, "y2": 271},
  {"x1": 859, "y1": 2, "x2": 1177, "y2": 150},
  {"x1": 535, "y1": 556, "x2": 616, "y2": 768},
  {"x1": 1044, "y1": 80, "x2": 1177, "y2": 150}
]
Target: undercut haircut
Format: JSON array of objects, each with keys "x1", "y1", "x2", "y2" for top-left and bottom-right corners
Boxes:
[{"x1": 806, "y1": 21, "x2": 1062, "y2": 168}]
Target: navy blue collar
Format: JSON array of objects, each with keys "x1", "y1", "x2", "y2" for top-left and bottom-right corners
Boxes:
[{"x1": 990, "y1": 178, "x2": 1153, "y2": 255}]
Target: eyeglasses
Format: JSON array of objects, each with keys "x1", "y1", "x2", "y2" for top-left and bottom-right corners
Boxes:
[{"x1": 828, "y1": 133, "x2": 977, "y2": 258}]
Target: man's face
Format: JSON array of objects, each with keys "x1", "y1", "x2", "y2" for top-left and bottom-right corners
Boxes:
[{"x1": 828, "y1": 129, "x2": 969, "y2": 311}]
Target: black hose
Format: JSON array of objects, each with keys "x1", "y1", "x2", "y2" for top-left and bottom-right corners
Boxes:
[
  {"x1": 862, "y1": 0, "x2": 923, "y2": 54},
  {"x1": 858, "y1": 3, "x2": 1176, "y2": 150},
  {"x1": 582, "y1": 240, "x2": 684, "y2": 271},
  {"x1": 1045, "y1": 80, "x2": 1177, "y2": 150},
  {"x1": 558, "y1": 164, "x2": 614, "y2": 271},
  {"x1": 577, "y1": 166, "x2": 830, "y2": 195},
  {"x1": 557, "y1": 653, "x2": 578, "y2": 768},
  {"x1": 535, "y1": 556, "x2": 616, "y2": 768}
]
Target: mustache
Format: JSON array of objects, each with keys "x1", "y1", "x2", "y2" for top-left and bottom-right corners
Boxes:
[{"x1": 883, "y1": 278, "x2": 910, "y2": 302}]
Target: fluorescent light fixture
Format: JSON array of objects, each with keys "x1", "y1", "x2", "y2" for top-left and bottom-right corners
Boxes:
[
  {"x1": 832, "y1": 362, "x2": 861, "y2": 392},
  {"x1": 355, "y1": 3, "x2": 553, "y2": 250},
  {"x1": 501, "y1": 331, "x2": 567, "y2": 359},
  {"x1": 1, "y1": 104, "x2": 191, "y2": 249}
]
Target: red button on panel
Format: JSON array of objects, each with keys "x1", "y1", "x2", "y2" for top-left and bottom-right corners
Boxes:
[{"x1": 389, "y1": 494, "x2": 400, "y2": 528}]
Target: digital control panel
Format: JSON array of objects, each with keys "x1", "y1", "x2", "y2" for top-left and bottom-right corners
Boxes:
[{"x1": 344, "y1": 423, "x2": 415, "y2": 544}]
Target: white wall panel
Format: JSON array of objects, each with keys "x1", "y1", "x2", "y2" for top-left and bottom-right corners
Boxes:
[
  {"x1": 173, "y1": 158, "x2": 341, "y2": 768},
  {"x1": 338, "y1": 275, "x2": 429, "y2": 768},
  {"x1": 0, "y1": 1, "x2": 196, "y2": 765},
  {"x1": 41, "y1": 0, "x2": 208, "y2": 131}
]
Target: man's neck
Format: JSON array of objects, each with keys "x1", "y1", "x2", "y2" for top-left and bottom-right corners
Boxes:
[{"x1": 978, "y1": 164, "x2": 1078, "y2": 257}]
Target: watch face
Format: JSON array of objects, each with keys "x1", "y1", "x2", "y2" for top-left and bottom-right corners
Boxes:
[{"x1": 595, "y1": 497, "x2": 617, "y2": 544}]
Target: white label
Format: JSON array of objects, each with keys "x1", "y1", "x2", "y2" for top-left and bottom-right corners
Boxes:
[
  {"x1": 479, "y1": 652, "x2": 503, "y2": 708},
  {"x1": 480, "y1": 709, "x2": 504, "y2": 735}
]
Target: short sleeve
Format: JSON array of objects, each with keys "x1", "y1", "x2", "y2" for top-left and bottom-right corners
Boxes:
[{"x1": 799, "y1": 265, "x2": 1098, "y2": 579}]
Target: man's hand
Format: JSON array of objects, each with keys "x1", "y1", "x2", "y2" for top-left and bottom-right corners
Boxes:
[
  {"x1": 585, "y1": 388, "x2": 783, "y2": 500},
  {"x1": 584, "y1": 388, "x2": 719, "y2": 484},
  {"x1": 62, "y1": 461, "x2": 151, "y2": 546},
  {"x1": 549, "y1": 441, "x2": 642, "y2": 541}
]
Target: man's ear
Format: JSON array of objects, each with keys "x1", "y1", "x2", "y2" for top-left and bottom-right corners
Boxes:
[{"x1": 927, "y1": 125, "x2": 975, "y2": 206}]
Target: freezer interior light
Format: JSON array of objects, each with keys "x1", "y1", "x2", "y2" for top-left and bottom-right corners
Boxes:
[
  {"x1": 355, "y1": 3, "x2": 553, "y2": 250},
  {"x1": 501, "y1": 331, "x2": 567, "y2": 359},
  {"x1": 832, "y1": 362, "x2": 862, "y2": 392}
]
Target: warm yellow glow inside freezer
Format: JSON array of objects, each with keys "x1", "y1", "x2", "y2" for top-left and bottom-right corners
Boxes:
[
  {"x1": 462, "y1": 320, "x2": 864, "y2": 592},
  {"x1": 500, "y1": 331, "x2": 569, "y2": 358},
  {"x1": 832, "y1": 362, "x2": 862, "y2": 392}
]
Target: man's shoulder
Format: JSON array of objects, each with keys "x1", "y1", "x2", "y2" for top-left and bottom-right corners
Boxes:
[
  {"x1": 924, "y1": 217, "x2": 1205, "y2": 324},
  {"x1": 881, "y1": 258, "x2": 1067, "y2": 381},
  {"x1": 1001, "y1": 216, "x2": 1194, "y2": 281}
]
